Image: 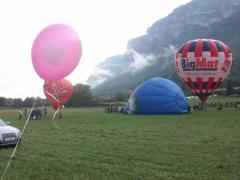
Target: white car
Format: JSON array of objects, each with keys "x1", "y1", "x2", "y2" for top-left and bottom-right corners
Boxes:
[{"x1": 0, "y1": 119, "x2": 22, "y2": 146}]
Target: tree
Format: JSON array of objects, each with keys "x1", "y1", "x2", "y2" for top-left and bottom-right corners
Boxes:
[
  {"x1": 114, "y1": 92, "x2": 125, "y2": 101},
  {"x1": 12, "y1": 98, "x2": 23, "y2": 108},
  {"x1": 66, "y1": 84, "x2": 93, "y2": 107},
  {"x1": 0, "y1": 97, "x2": 7, "y2": 107},
  {"x1": 23, "y1": 97, "x2": 36, "y2": 107}
]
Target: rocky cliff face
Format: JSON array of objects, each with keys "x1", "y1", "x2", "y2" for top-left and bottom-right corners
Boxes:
[
  {"x1": 128, "y1": 0, "x2": 240, "y2": 53},
  {"x1": 88, "y1": 0, "x2": 240, "y2": 95}
]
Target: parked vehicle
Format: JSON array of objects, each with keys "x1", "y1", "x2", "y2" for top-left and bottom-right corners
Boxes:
[{"x1": 0, "y1": 119, "x2": 22, "y2": 147}]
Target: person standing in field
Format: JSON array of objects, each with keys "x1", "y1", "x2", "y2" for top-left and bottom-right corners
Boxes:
[
  {"x1": 24, "y1": 108, "x2": 27, "y2": 116},
  {"x1": 18, "y1": 109, "x2": 23, "y2": 120}
]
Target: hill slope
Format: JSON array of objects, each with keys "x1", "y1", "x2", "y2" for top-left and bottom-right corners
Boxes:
[{"x1": 88, "y1": 0, "x2": 240, "y2": 96}]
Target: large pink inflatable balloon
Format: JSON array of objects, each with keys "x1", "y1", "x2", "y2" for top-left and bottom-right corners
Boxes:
[{"x1": 32, "y1": 24, "x2": 82, "y2": 81}]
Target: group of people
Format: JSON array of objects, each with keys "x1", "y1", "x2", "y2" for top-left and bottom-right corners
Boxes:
[
  {"x1": 105, "y1": 105, "x2": 124, "y2": 113},
  {"x1": 18, "y1": 107, "x2": 48, "y2": 120},
  {"x1": 18, "y1": 108, "x2": 27, "y2": 120},
  {"x1": 191, "y1": 101, "x2": 240, "y2": 111}
]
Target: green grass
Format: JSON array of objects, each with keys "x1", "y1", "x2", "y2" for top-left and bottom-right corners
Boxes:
[
  {"x1": 0, "y1": 105, "x2": 240, "y2": 180},
  {"x1": 188, "y1": 96, "x2": 240, "y2": 106}
]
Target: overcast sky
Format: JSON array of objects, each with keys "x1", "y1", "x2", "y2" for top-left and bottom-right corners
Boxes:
[{"x1": 0, "y1": 0, "x2": 191, "y2": 99}]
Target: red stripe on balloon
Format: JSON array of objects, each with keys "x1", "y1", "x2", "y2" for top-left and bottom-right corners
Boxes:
[
  {"x1": 194, "y1": 39, "x2": 202, "y2": 57},
  {"x1": 182, "y1": 41, "x2": 192, "y2": 58},
  {"x1": 197, "y1": 77, "x2": 203, "y2": 93},
  {"x1": 176, "y1": 47, "x2": 183, "y2": 59},
  {"x1": 175, "y1": 52, "x2": 178, "y2": 60},
  {"x1": 209, "y1": 39, "x2": 218, "y2": 57},
  {"x1": 210, "y1": 78, "x2": 223, "y2": 93},
  {"x1": 182, "y1": 78, "x2": 189, "y2": 88},
  {"x1": 218, "y1": 40, "x2": 230, "y2": 58},
  {"x1": 175, "y1": 51, "x2": 180, "y2": 64},
  {"x1": 205, "y1": 77, "x2": 214, "y2": 93},
  {"x1": 186, "y1": 77, "x2": 196, "y2": 93}
]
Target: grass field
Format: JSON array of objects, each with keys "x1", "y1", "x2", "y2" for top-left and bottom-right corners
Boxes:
[{"x1": 0, "y1": 102, "x2": 240, "y2": 179}]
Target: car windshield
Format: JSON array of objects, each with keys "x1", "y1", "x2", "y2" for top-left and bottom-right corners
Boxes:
[{"x1": 0, "y1": 119, "x2": 7, "y2": 126}]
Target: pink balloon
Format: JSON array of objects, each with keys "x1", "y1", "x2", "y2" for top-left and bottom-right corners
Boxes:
[{"x1": 32, "y1": 24, "x2": 82, "y2": 81}]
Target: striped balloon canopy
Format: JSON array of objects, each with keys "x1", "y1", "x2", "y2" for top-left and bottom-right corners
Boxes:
[{"x1": 175, "y1": 39, "x2": 233, "y2": 102}]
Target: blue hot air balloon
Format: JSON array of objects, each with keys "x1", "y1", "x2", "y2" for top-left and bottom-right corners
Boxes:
[{"x1": 124, "y1": 77, "x2": 189, "y2": 115}]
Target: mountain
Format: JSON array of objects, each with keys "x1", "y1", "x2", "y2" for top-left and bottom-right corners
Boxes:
[{"x1": 87, "y1": 0, "x2": 240, "y2": 96}]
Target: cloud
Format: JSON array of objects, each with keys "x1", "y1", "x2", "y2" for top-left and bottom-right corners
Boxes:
[
  {"x1": 127, "y1": 49, "x2": 155, "y2": 73},
  {"x1": 92, "y1": 68, "x2": 113, "y2": 76},
  {"x1": 87, "y1": 68, "x2": 113, "y2": 88},
  {"x1": 127, "y1": 45, "x2": 176, "y2": 73},
  {"x1": 87, "y1": 45, "x2": 178, "y2": 88},
  {"x1": 162, "y1": 45, "x2": 177, "y2": 59}
]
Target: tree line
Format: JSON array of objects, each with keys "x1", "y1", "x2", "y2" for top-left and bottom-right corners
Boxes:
[
  {"x1": 0, "y1": 84, "x2": 129, "y2": 108},
  {"x1": 1, "y1": 82, "x2": 238, "y2": 108}
]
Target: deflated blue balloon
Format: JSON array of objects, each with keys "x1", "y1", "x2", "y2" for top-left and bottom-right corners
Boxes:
[{"x1": 124, "y1": 77, "x2": 189, "y2": 115}]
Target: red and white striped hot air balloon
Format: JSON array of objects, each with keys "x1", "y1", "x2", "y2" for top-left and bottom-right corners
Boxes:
[{"x1": 175, "y1": 39, "x2": 233, "y2": 103}]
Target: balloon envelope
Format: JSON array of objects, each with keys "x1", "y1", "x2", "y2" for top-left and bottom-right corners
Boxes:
[
  {"x1": 32, "y1": 24, "x2": 82, "y2": 81},
  {"x1": 175, "y1": 39, "x2": 233, "y2": 102},
  {"x1": 124, "y1": 77, "x2": 189, "y2": 115},
  {"x1": 43, "y1": 79, "x2": 73, "y2": 110}
]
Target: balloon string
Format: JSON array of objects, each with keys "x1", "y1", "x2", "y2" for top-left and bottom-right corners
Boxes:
[
  {"x1": 43, "y1": 89, "x2": 60, "y2": 104},
  {"x1": 1, "y1": 87, "x2": 42, "y2": 180},
  {"x1": 53, "y1": 107, "x2": 62, "y2": 129},
  {"x1": 44, "y1": 89, "x2": 62, "y2": 129}
]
